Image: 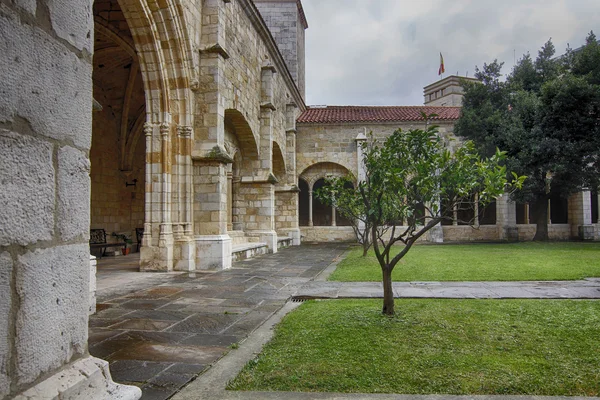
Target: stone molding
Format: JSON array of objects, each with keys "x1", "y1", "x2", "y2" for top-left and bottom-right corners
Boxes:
[{"x1": 199, "y1": 43, "x2": 231, "y2": 60}]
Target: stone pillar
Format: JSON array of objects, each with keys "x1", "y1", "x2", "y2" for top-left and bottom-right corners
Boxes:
[
  {"x1": 425, "y1": 203, "x2": 444, "y2": 243},
  {"x1": 473, "y1": 193, "x2": 480, "y2": 228},
  {"x1": 569, "y1": 191, "x2": 594, "y2": 240},
  {"x1": 173, "y1": 125, "x2": 195, "y2": 272},
  {"x1": 496, "y1": 192, "x2": 518, "y2": 241},
  {"x1": 139, "y1": 123, "x2": 174, "y2": 271},
  {"x1": 275, "y1": 104, "x2": 301, "y2": 245},
  {"x1": 239, "y1": 178, "x2": 278, "y2": 252},
  {"x1": 308, "y1": 190, "x2": 314, "y2": 227},
  {"x1": 227, "y1": 170, "x2": 233, "y2": 231},
  {"x1": 89, "y1": 255, "x2": 97, "y2": 316},
  {"x1": 240, "y1": 66, "x2": 279, "y2": 252},
  {"x1": 275, "y1": 188, "x2": 302, "y2": 245},
  {"x1": 331, "y1": 206, "x2": 337, "y2": 226},
  {"x1": 193, "y1": 155, "x2": 232, "y2": 270},
  {"x1": 0, "y1": 1, "x2": 140, "y2": 398},
  {"x1": 355, "y1": 129, "x2": 367, "y2": 233}
]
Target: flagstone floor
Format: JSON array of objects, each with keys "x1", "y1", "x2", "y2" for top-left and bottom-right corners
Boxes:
[{"x1": 89, "y1": 243, "x2": 349, "y2": 400}]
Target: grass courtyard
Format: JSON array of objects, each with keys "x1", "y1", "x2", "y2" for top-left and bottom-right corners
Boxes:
[
  {"x1": 229, "y1": 299, "x2": 600, "y2": 395},
  {"x1": 328, "y1": 242, "x2": 600, "y2": 282}
]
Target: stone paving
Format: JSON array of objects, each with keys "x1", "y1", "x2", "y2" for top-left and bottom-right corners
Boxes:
[
  {"x1": 89, "y1": 243, "x2": 349, "y2": 400},
  {"x1": 295, "y1": 279, "x2": 600, "y2": 300}
]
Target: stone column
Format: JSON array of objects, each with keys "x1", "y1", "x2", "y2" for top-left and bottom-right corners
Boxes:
[
  {"x1": 496, "y1": 191, "x2": 518, "y2": 241},
  {"x1": 473, "y1": 193, "x2": 480, "y2": 228},
  {"x1": 173, "y1": 125, "x2": 195, "y2": 271},
  {"x1": 425, "y1": 202, "x2": 444, "y2": 243},
  {"x1": 240, "y1": 66, "x2": 279, "y2": 252},
  {"x1": 193, "y1": 152, "x2": 232, "y2": 270},
  {"x1": 227, "y1": 170, "x2": 233, "y2": 231},
  {"x1": 275, "y1": 104, "x2": 302, "y2": 245},
  {"x1": 355, "y1": 129, "x2": 367, "y2": 233},
  {"x1": 308, "y1": 190, "x2": 314, "y2": 227},
  {"x1": 331, "y1": 206, "x2": 337, "y2": 226},
  {"x1": 139, "y1": 123, "x2": 174, "y2": 271},
  {"x1": 569, "y1": 190, "x2": 594, "y2": 240},
  {"x1": 0, "y1": 1, "x2": 140, "y2": 398},
  {"x1": 239, "y1": 177, "x2": 278, "y2": 252}
]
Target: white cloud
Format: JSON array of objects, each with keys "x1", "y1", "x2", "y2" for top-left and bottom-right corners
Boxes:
[{"x1": 302, "y1": 0, "x2": 600, "y2": 106}]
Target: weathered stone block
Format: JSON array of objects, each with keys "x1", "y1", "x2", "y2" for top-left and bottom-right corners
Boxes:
[
  {"x1": 16, "y1": 244, "x2": 89, "y2": 387},
  {"x1": 59, "y1": 146, "x2": 91, "y2": 242},
  {"x1": 0, "y1": 130, "x2": 55, "y2": 246},
  {"x1": 47, "y1": 0, "x2": 94, "y2": 52},
  {"x1": 14, "y1": 0, "x2": 36, "y2": 15},
  {"x1": 0, "y1": 252, "x2": 11, "y2": 399},
  {"x1": 0, "y1": 7, "x2": 92, "y2": 148}
]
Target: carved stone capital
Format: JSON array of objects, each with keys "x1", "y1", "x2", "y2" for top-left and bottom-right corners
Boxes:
[
  {"x1": 160, "y1": 123, "x2": 170, "y2": 138},
  {"x1": 177, "y1": 125, "x2": 193, "y2": 137},
  {"x1": 143, "y1": 123, "x2": 153, "y2": 137}
]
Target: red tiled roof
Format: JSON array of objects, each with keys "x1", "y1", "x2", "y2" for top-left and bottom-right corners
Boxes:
[{"x1": 297, "y1": 106, "x2": 461, "y2": 124}]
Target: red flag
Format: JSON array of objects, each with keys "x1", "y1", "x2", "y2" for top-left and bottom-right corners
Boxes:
[{"x1": 438, "y1": 53, "x2": 445, "y2": 76}]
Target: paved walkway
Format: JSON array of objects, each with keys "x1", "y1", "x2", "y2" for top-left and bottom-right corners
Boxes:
[
  {"x1": 90, "y1": 244, "x2": 600, "y2": 400},
  {"x1": 89, "y1": 243, "x2": 349, "y2": 400},
  {"x1": 294, "y1": 279, "x2": 600, "y2": 300}
]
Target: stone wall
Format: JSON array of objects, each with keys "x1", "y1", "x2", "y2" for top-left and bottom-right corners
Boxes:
[
  {"x1": 297, "y1": 121, "x2": 456, "y2": 179},
  {"x1": 193, "y1": 0, "x2": 304, "y2": 265},
  {"x1": 0, "y1": 1, "x2": 139, "y2": 398},
  {"x1": 442, "y1": 226, "x2": 503, "y2": 242},
  {"x1": 301, "y1": 227, "x2": 356, "y2": 242},
  {"x1": 517, "y1": 224, "x2": 572, "y2": 241},
  {"x1": 254, "y1": 0, "x2": 307, "y2": 99}
]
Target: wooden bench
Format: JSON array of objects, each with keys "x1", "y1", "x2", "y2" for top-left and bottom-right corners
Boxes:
[{"x1": 89, "y1": 229, "x2": 125, "y2": 259}]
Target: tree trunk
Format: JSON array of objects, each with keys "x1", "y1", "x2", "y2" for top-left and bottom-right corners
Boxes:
[
  {"x1": 362, "y1": 234, "x2": 370, "y2": 257},
  {"x1": 531, "y1": 196, "x2": 549, "y2": 241},
  {"x1": 381, "y1": 267, "x2": 395, "y2": 315}
]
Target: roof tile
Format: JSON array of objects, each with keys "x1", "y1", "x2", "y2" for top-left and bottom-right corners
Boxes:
[{"x1": 297, "y1": 106, "x2": 461, "y2": 124}]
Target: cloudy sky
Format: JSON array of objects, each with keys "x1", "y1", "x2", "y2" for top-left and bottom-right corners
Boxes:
[{"x1": 301, "y1": 0, "x2": 600, "y2": 106}]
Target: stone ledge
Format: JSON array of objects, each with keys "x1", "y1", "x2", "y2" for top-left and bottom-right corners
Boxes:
[
  {"x1": 13, "y1": 356, "x2": 141, "y2": 400},
  {"x1": 232, "y1": 242, "x2": 268, "y2": 262}
]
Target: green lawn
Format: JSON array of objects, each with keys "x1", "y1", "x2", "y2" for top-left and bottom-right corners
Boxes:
[
  {"x1": 229, "y1": 299, "x2": 600, "y2": 395},
  {"x1": 328, "y1": 242, "x2": 600, "y2": 282}
]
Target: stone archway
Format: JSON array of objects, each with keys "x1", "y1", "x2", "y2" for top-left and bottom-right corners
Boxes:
[
  {"x1": 299, "y1": 162, "x2": 356, "y2": 227},
  {"x1": 91, "y1": 1, "x2": 147, "y2": 260},
  {"x1": 92, "y1": 0, "x2": 195, "y2": 272}
]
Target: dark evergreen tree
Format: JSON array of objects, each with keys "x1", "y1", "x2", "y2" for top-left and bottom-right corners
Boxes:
[{"x1": 455, "y1": 32, "x2": 600, "y2": 240}]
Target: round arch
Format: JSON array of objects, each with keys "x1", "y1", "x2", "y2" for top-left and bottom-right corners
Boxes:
[{"x1": 299, "y1": 162, "x2": 355, "y2": 190}]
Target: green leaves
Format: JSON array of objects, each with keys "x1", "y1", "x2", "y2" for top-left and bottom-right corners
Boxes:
[{"x1": 457, "y1": 32, "x2": 600, "y2": 231}]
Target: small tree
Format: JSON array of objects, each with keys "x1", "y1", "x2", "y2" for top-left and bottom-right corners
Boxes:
[
  {"x1": 315, "y1": 176, "x2": 373, "y2": 256},
  {"x1": 320, "y1": 125, "x2": 521, "y2": 316}
]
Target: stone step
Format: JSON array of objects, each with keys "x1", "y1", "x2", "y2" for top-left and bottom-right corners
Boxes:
[
  {"x1": 232, "y1": 242, "x2": 268, "y2": 262},
  {"x1": 277, "y1": 236, "x2": 293, "y2": 250}
]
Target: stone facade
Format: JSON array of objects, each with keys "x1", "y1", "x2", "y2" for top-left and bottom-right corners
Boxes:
[
  {"x1": 254, "y1": 0, "x2": 308, "y2": 99},
  {"x1": 0, "y1": 0, "x2": 139, "y2": 398}
]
